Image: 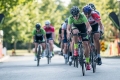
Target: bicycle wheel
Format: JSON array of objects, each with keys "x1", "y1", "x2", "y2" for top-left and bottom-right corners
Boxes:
[
  {"x1": 79, "y1": 46, "x2": 85, "y2": 76},
  {"x1": 73, "y1": 56, "x2": 75, "y2": 67},
  {"x1": 76, "y1": 56, "x2": 78, "y2": 68},
  {"x1": 37, "y1": 46, "x2": 41, "y2": 66},
  {"x1": 92, "y1": 51, "x2": 96, "y2": 73},
  {"x1": 47, "y1": 43, "x2": 50, "y2": 64}
]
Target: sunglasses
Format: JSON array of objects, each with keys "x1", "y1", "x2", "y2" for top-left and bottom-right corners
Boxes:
[
  {"x1": 36, "y1": 28, "x2": 40, "y2": 30},
  {"x1": 73, "y1": 14, "x2": 79, "y2": 17}
]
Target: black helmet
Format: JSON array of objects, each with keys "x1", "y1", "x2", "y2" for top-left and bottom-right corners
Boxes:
[
  {"x1": 88, "y1": 3, "x2": 96, "y2": 10},
  {"x1": 35, "y1": 23, "x2": 41, "y2": 30},
  {"x1": 65, "y1": 18, "x2": 68, "y2": 23},
  {"x1": 70, "y1": 6, "x2": 80, "y2": 16}
]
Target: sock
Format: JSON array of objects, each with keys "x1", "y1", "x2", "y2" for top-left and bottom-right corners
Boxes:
[
  {"x1": 86, "y1": 57, "x2": 89, "y2": 63},
  {"x1": 74, "y1": 43, "x2": 78, "y2": 49}
]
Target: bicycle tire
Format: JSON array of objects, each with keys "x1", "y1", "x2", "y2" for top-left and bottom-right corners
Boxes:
[
  {"x1": 92, "y1": 51, "x2": 96, "y2": 73},
  {"x1": 76, "y1": 56, "x2": 78, "y2": 68},
  {"x1": 47, "y1": 43, "x2": 50, "y2": 64},
  {"x1": 79, "y1": 45, "x2": 85, "y2": 76},
  {"x1": 37, "y1": 46, "x2": 41, "y2": 66}
]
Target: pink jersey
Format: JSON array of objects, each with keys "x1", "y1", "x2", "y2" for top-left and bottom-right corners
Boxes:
[
  {"x1": 43, "y1": 26, "x2": 55, "y2": 33},
  {"x1": 88, "y1": 11, "x2": 101, "y2": 25}
]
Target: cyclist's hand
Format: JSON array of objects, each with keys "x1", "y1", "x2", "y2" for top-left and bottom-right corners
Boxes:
[
  {"x1": 87, "y1": 30, "x2": 91, "y2": 34},
  {"x1": 100, "y1": 30, "x2": 104, "y2": 35}
]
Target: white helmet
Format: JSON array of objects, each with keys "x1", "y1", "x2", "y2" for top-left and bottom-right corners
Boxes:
[{"x1": 45, "y1": 20, "x2": 51, "y2": 25}]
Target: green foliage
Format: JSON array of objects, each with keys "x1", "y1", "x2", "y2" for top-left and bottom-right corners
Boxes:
[
  {"x1": 1, "y1": 0, "x2": 66, "y2": 45},
  {"x1": 1, "y1": 0, "x2": 119, "y2": 48}
]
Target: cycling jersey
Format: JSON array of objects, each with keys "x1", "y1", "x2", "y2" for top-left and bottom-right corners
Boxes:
[
  {"x1": 68, "y1": 13, "x2": 88, "y2": 25},
  {"x1": 32, "y1": 28, "x2": 46, "y2": 42},
  {"x1": 32, "y1": 28, "x2": 46, "y2": 36},
  {"x1": 62, "y1": 22, "x2": 67, "y2": 43},
  {"x1": 87, "y1": 11, "x2": 101, "y2": 32},
  {"x1": 43, "y1": 26, "x2": 54, "y2": 40},
  {"x1": 62, "y1": 22, "x2": 67, "y2": 35},
  {"x1": 68, "y1": 13, "x2": 89, "y2": 41},
  {"x1": 88, "y1": 11, "x2": 101, "y2": 25}
]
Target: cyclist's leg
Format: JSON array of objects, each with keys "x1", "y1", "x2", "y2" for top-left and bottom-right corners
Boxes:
[
  {"x1": 92, "y1": 24, "x2": 102, "y2": 65},
  {"x1": 72, "y1": 28, "x2": 79, "y2": 56},
  {"x1": 69, "y1": 39, "x2": 73, "y2": 62},
  {"x1": 34, "y1": 43, "x2": 38, "y2": 60},
  {"x1": 49, "y1": 39, "x2": 54, "y2": 57},
  {"x1": 81, "y1": 34, "x2": 90, "y2": 70},
  {"x1": 63, "y1": 37, "x2": 68, "y2": 59}
]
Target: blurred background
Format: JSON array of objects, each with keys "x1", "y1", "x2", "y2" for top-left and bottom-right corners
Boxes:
[{"x1": 0, "y1": 0, "x2": 120, "y2": 57}]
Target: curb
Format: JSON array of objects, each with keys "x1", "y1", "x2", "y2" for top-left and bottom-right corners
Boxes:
[{"x1": 0, "y1": 55, "x2": 10, "y2": 62}]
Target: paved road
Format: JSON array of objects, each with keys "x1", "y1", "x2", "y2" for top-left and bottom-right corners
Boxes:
[{"x1": 0, "y1": 55, "x2": 120, "y2": 80}]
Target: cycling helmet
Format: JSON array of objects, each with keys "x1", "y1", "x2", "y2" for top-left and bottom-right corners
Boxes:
[
  {"x1": 35, "y1": 23, "x2": 41, "y2": 30},
  {"x1": 65, "y1": 18, "x2": 68, "y2": 23},
  {"x1": 70, "y1": 6, "x2": 80, "y2": 16},
  {"x1": 45, "y1": 20, "x2": 51, "y2": 25},
  {"x1": 88, "y1": 3, "x2": 96, "y2": 10},
  {"x1": 83, "y1": 6, "x2": 92, "y2": 14}
]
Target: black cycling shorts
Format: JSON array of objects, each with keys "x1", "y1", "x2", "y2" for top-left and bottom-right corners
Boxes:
[
  {"x1": 34, "y1": 35, "x2": 44, "y2": 43},
  {"x1": 91, "y1": 23, "x2": 99, "y2": 32},
  {"x1": 46, "y1": 33, "x2": 53, "y2": 40},
  {"x1": 72, "y1": 23, "x2": 88, "y2": 41}
]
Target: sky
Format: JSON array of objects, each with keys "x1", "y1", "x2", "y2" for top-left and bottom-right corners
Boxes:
[
  {"x1": 61, "y1": 0, "x2": 71, "y2": 6},
  {"x1": 33, "y1": 0, "x2": 71, "y2": 6}
]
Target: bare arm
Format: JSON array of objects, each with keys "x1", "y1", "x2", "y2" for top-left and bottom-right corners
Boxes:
[
  {"x1": 98, "y1": 20, "x2": 104, "y2": 32},
  {"x1": 52, "y1": 32, "x2": 55, "y2": 41},
  {"x1": 85, "y1": 22, "x2": 92, "y2": 32},
  {"x1": 67, "y1": 24, "x2": 72, "y2": 39},
  {"x1": 62, "y1": 29, "x2": 64, "y2": 39}
]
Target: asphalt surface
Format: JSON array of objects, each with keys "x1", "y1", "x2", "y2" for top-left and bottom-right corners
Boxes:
[{"x1": 0, "y1": 55, "x2": 120, "y2": 80}]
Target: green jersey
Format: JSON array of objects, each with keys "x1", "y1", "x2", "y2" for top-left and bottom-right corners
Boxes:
[
  {"x1": 68, "y1": 13, "x2": 88, "y2": 25},
  {"x1": 32, "y1": 28, "x2": 46, "y2": 36}
]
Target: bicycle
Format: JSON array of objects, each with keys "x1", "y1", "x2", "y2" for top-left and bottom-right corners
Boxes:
[
  {"x1": 89, "y1": 32, "x2": 98, "y2": 73},
  {"x1": 46, "y1": 39, "x2": 51, "y2": 64},
  {"x1": 37, "y1": 40, "x2": 45, "y2": 66},
  {"x1": 67, "y1": 38, "x2": 72, "y2": 65},
  {"x1": 72, "y1": 33, "x2": 86, "y2": 76}
]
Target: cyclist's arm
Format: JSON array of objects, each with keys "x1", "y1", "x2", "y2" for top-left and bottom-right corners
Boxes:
[
  {"x1": 98, "y1": 20, "x2": 104, "y2": 32},
  {"x1": 67, "y1": 17, "x2": 72, "y2": 36},
  {"x1": 67, "y1": 24, "x2": 72, "y2": 38},
  {"x1": 62, "y1": 29, "x2": 64, "y2": 39},
  {"x1": 42, "y1": 29, "x2": 47, "y2": 41},
  {"x1": 85, "y1": 22, "x2": 92, "y2": 32},
  {"x1": 52, "y1": 27, "x2": 55, "y2": 41},
  {"x1": 32, "y1": 30, "x2": 36, "y2": 43}
]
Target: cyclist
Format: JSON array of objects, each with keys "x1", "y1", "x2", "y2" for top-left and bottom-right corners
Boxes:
[
  {"x1": 62, "y1": 18, "x2": 73, "y2": 63},
  {"x1": 32, "y1": 23, "x2": 46, "y2": 61},
  {"x1": 58, "y1": 23, "x2": 63, "y2": 55},
  {"x1": 67, "y1": 6, "x2": 92, "y2": 70},
  {"x1": 43, "y1": 20, "x2": 55, "y2": 57},
  {"x1": 83, "y1": 6, "x2": 104, "y2": 65},
  {"x1": 87, "y1": 3, "x2": 100, "y2": 15}
]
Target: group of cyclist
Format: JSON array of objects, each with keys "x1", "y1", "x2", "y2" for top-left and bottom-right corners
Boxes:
[
  {"x1": 32, "y1": 20, "x2": 55, "y2": 61},
  {"x1": 32, "y1": 3, "x2": 104, "y2": 70}
]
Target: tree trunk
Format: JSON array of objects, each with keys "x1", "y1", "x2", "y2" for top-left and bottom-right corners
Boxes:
[
  {"x1": 28, "y1": 42, "x2": 31, "y2": 53},
  {"x1": 14, "y1": 41, "x2": 17, "y2": 55}
]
